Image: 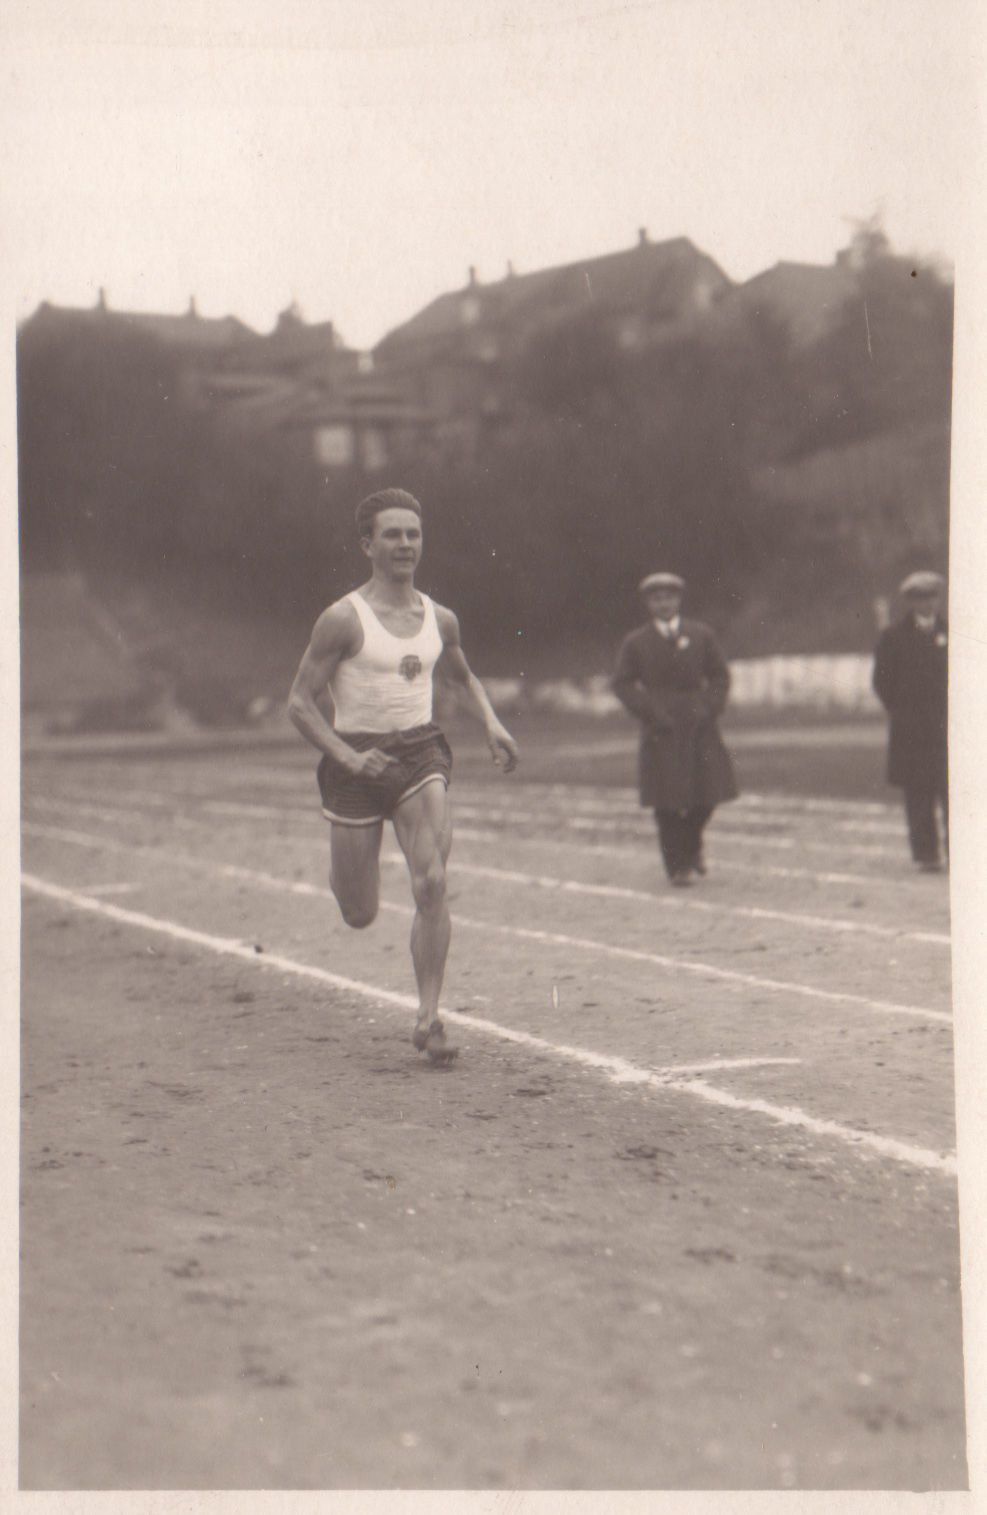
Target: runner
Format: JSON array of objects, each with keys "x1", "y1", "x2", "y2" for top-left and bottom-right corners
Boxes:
[{"x1": 288, "y1": 488, "x2": 519, "y2": 1063}]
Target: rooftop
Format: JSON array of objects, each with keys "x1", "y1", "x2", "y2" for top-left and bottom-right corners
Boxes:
[{"x1": 375, "y1": 233, "x2": 731, "y2": 353}]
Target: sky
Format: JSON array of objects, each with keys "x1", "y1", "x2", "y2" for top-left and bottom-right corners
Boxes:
[{"x1": 1, "y1": 0, "x2": 983, "y2": 349}]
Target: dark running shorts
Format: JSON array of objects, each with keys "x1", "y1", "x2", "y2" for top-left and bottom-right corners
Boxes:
[{"x1": 317, "y1": 723, "x2": 453, "y2": 827}]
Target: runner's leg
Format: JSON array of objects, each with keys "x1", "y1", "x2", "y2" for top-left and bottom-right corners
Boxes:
[
  {"x1": 329, "y1": 821, "x2": 384, "y2": 928},
  {"x1": 392, "y1": 779, "x2": 452, "y2": 1037}
]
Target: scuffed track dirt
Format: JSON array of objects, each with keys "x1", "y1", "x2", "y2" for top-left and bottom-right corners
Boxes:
[{"x1": 19, "y1": 745, "x2": 965, "y2": 1490}]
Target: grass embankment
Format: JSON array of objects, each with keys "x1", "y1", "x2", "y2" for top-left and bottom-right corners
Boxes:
[
  {"x1": 442, "y1": 705, "x2": 889, "y2": 803},
  {"x1": 86, "y1": 576, "x2": 891, "y2": 803}
]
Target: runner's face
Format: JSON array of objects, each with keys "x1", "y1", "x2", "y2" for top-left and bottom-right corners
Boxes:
[{"x1": 364, "y1": 508, "x2": 423, "y2": 578}]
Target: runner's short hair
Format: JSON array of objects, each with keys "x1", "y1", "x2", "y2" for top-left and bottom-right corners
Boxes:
[{"x1": 355, "y1": 489, "x2": 422, "y2": 540}]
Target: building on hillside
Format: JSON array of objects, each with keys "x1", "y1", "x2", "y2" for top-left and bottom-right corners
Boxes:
[
  {"x1": 724, "y1": 260, "x2": 860, "y2": 348},
  {"x1": 372, "y1": 230, "x2": 732, "y2": 436},
  {"x1": 22, "y1": 290, "x2": 255, "y2": 361},
  {"x1": 280, "y1": 376, "x2": 436, "y2": 472},
  {"x1": 202, "y1": 301, "x2": 360, "y2": 391},
  {"x1": 195, "y1": 303, "x2": 436, "y2": 471},
  {"x1": 19, "y1": 294, "x2": 435, "y2": 475}
]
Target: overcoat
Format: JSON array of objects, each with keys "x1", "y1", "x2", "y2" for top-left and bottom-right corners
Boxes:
[
  {"x1": 872, "y1": 613, "x2": 948, "y2": 788},
  {"x1": 612, "y1": 617, "x2": 738, "y2": 811}
]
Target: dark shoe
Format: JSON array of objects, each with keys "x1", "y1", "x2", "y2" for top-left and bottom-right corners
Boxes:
[
  {"x1": 670, "y1": 870, "x2": 693, "y2": 888},
  {"x1": 916, "y1": 859, "x2": 943, "y2": 873}
]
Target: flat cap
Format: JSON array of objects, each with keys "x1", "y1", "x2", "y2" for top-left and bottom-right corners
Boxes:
[
  {"x1": 638, "y1": 571, "x2": 685, "y2": 594},
  {"x1": 899, "y1": 570, "x2": 944, "y2": 597}
]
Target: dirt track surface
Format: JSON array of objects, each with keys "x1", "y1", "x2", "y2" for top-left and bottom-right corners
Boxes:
[{"x1": 19, "y1": 736, "x2": 965, "y2": 1491}]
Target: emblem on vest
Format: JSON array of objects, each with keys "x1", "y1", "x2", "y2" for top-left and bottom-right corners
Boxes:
[{"x1": 398, "y1": 654, "x2": 423, "y2": 682}]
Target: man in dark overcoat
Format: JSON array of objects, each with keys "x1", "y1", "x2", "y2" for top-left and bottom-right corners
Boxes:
[
  {"x1": 872, "y1": 570, "x2": 948, "y2": 871},
  {"x1": 612, "y1": 571, "x2": 738, "y2": 886}
]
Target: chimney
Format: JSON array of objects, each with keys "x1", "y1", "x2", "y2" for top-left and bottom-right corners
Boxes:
[
  {"x1": 506, "y1": 260, "x2": 516, "y2": 278},
  {"x1": 188, "y1": 295, "x2": 198, "y2": 318},
  {"x1": 97, "y1": 287, "x2": 108, "y2": 311},
  {"x1": 468, "y1": 266, "x2": 478, "y2": 287},
  {"x1": 638, "y1": 227, "x2": 649, "y2": 247}
]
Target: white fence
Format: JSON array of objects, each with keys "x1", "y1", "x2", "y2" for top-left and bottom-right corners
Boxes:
[
  {"x1": 727, "y1": 654, "x2": 879, "y2": 711},
  {"x1": 483, "y1": 654, "x2": 881, "y2": 716}
]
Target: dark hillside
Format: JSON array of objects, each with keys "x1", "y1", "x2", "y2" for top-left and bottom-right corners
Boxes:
[{"x1": 17, "y1": 231, "x2": 951, "y2": 704}]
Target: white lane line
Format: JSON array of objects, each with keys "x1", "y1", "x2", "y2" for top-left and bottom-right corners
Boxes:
[
  {"x1": 23, "y1": 794, "x2": 936, "y2": 903},
  {"x1": 381, "y1": 855, "x2": 949, "y2": 948},
  {"x1": 102, "y1": 760, "x2": 898, "y2": 819},
  {"x1": 28, "y1": 788, "x2": 905, "y2": 854},
  {"x1": 80, "y1": 881, "x2": 137, "y2": 897},
  {"x1": 525, "y1": 786, "x2": 900, "y2": 819},
  {"x1": 192, "y1": 774, "x2": 903, "y2": 857},
  {"x1": 26, "y1": 796, "x2": 203, "y2": 831},
  {"x1": 644, "y1": 1057, "x2": 801, "y2": 1075},
  {"x1": 452, "y1": 805, "x2": 904, "y2": 859},
  {"x1": 735, "y1": 792, "x2": 895, "y2": 816},
  {"x1": 26, "y1": 792, "x2": 300, "y2": 822},
  {"x1": 451, "y1": 827, "x2": 902, "y2": 888},
  {"x1": 548, "y1": 727, "x2": 886, "y2": 754},
  {"x1": 26, "y1": 768, "x2": 899, "y2": 821},
  {"x1": 23, "y1": 816, "x2": 945, "y2": 947},
  {"x1": 727, "y1": 816, "x2": 903, "y2": 838},
  {"x1": 23, "y1": 823, "x2": 951, "y2": 1025},
  {"x1": 464, "y1": 789, "x2": 906, "y2": 837},
  {"x1": 424, "y1": 910, "x2": 951, "y2": 1025},
  {"x1": 21, "y1": 873, "x2": 956, "y2": 1178},
  {"x1": 204, "y1": 801, "x2": 290, "y2": 820},
  {"x1": 190, "y1": 795, "x2": 908, "y2": 860}
]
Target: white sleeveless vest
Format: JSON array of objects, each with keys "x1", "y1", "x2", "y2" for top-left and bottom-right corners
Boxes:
[{"x1": 330, "y1": 589, "x2": 444, "y2": 734}]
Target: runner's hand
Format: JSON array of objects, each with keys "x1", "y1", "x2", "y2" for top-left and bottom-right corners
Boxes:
[
  {"x1": 487, "y1": 725, "x2": 519, "y2": 774},
  {"x1": 350, "y1": 747, "x2": 397, "y2": 778}
]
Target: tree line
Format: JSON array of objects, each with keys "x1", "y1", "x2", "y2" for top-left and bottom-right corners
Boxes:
[{"x1": 17, "y1": 228, "x2": 952, "y2": 667}]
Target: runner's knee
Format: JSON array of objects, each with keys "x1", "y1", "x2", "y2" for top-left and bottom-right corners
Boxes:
[
  {"x1": 411, "y1": 853, "x2": 447, "y2": 914},
  {"x1": 330, "y1": 873, "x2": 379, "y2": 929},
  {"x1": 339, "y1": 901, "x2": 378, "y2": 929}
]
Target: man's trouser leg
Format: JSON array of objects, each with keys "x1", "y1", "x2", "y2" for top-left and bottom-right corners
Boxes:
[
  {"x1": 654, "y1": 810, "x2": 696, "y2": 878},
  {"x1": 684, "y1": 806, "x2": 713, "y2": 872},
  {"x1": 903, "y1": 785, "x2": 941, "y2": 863},
  {"x1": 938, "y1": 777, "x2": 949, "y2": 862}
]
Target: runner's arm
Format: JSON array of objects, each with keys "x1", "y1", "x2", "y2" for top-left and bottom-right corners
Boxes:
[
  {"x1": 287, "y1": 604, "x2": 396, "y2": 777},
  {"x1": 434, "y1": 606, "x2": 519, "y2": 773}
]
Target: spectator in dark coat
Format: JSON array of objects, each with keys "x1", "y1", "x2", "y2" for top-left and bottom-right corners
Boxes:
[
  {"x1": 872, "y1": 570, "x2": 948, "y2": 871},
  {"x1": 612, "y1": 572, "x2": 738, "y2": 886}
]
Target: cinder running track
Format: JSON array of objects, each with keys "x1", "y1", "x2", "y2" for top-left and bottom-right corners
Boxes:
[{"x1": 19, "y1": 732, "x2": 965, "y2": 1491}]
